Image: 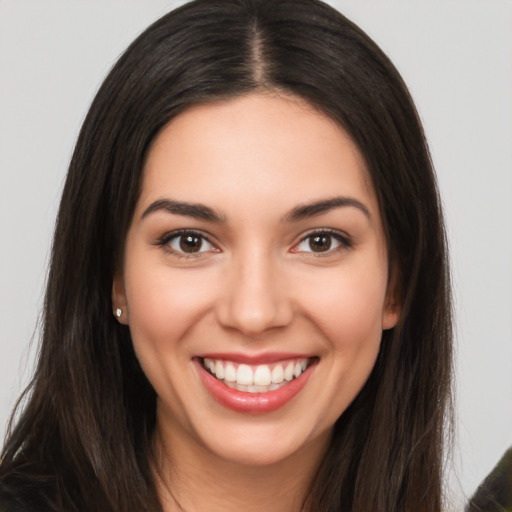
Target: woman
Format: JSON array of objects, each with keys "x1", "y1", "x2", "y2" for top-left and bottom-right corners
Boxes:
[{"x1": 0, "y1": 0, "x2": 452, "y2": 511}]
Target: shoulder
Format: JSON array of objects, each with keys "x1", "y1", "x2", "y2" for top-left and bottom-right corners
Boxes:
[{"x1": 466, "y1": 447, "x2": 512, "y2": 512}]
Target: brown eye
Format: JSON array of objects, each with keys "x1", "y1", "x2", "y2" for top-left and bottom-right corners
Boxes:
[
  {"x1": 293, "y1": 230, "x2": 351, "y2": 255},
  {"x1": 164, "y1": 231, "x2": 216, "y2": 256},
  {"x1": 309, "y1": 234, "x2": 332, "y2": 252},
  {"x1": 180, "y1": 234, "x2": 202, "y2": 253}
]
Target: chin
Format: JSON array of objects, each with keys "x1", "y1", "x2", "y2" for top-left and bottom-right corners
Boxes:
[{"x1": 190, "y1": 416, "x2": 332, "y2": 470}]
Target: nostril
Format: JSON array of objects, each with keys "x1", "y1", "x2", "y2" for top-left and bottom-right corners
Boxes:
[{"x1": 216, "y1": 301, "x2": 293, "y2": 336}]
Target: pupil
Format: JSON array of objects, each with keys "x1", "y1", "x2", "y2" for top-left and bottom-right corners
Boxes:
[
  {"x1": 310, "y1": 234, "x2": 331, "y2": 252},
  {"x1": 180, "y1": 234, "x2": 202, "y2": 252}
]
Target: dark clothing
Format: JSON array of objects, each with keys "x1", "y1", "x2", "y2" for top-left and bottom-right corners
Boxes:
[{"x1": 466, "y1": 447, "x2": 512, "y2": 512}]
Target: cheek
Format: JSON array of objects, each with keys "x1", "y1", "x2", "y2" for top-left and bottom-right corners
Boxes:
[
  {"x1": 126, "y1": 264, "x2": 217, "y2": 346},
  {"x1": 122, "y1": 257, "x2": 220, "y2": 412},
  {"x1": 300, "y1": 265, "x2": 387, "y2": 420},
  {"x1": 319, "y1": 282, "x2": 385, "y2": 377},
  {"x1": 299, "y1": 261, "x2": 389, "y2": 345}
]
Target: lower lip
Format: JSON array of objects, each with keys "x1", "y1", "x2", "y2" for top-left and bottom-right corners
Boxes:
[{"x1": 196, "y1": 359, "x2": 316, "y2": 414}]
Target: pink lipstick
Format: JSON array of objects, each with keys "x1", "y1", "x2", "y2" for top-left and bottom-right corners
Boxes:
[{"x1": 195, "y1": 355, "x2": 317, "y2": 414}]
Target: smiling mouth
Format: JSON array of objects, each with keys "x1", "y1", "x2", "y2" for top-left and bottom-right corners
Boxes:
[{"x1": 200, "y1": 357, "x2": 315, "y2": 393}]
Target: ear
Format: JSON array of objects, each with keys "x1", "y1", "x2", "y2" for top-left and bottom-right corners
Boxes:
[
  {"x1": 382, "y1": 265, "x2": 401, "y2": 330},
  {"x1": 112, "y1": 273, "x2": 129, "y2": 325}
]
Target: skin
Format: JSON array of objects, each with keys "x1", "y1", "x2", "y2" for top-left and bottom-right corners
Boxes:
[{"x1": 113, "y1": 92, "x2": 400, "y2": 511}]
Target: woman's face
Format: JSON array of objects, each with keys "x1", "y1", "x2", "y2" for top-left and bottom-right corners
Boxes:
[{"x1": 115, "y1": 93, "x2": 399, "y2": 467}]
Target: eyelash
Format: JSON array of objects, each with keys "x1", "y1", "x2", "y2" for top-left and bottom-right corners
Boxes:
[
  {"x1": 292, "y1": 229, "x2": 353, "y2": 256},
  {"x1": 155, "y1": 228, "x2": 352, "y2": 258},
  {"x1": 156, "y1": 229, "x2": 217, "y2": 259}
]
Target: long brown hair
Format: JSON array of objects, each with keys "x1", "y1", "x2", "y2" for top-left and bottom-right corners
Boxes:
[{"x1": 0, "y1": 1, "x2": 452, "y2": 510}]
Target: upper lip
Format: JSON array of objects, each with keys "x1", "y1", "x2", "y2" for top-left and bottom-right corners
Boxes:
[{"x1": 195, "y1": 352, "x2": 316, "y2": 365}]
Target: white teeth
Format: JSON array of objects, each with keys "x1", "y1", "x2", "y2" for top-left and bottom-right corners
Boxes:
[
  {"x1": 254, "y1": 365, "x2": 272, "y2": 386},
  {"x1": 284, "y1": 362, "x2": 294, "y2": 381},
  {"x1": 237, "y1": 364, "x2": 253, "y2": 385},
  {"x1": 271, "y1": 365, "x2": 284, "y2": 384},
  {"x1": 205, "y1": 358, "x2": 215, "y2": 374},
  {"x1": 214, "y1": 360, "x2": 224, "y2": 379},
  {"x1": 202, "y1": 357, "x2": 312, "y2": 390},
  {"x1": 224, "y1": 363, "x2": 236, "y2": 382}
]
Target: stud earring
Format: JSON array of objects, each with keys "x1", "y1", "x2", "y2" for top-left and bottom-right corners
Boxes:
[{"x1": 115, "y1": 308, "x2": 122, "y2": 318}]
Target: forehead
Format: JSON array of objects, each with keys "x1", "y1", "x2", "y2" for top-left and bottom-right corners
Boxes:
[{"x1": 137, "y1": 93, "x2": 378, "y2": 220}]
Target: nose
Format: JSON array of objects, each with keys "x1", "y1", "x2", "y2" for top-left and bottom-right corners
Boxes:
[{"x1": 215, "y1": 249, "x2": 294, "y2": 337}]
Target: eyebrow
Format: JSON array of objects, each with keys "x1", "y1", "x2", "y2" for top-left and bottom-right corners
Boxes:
[
  {"x1": 141, "y1": 199, "x2": 226, "y2": 223},
  {"x1": 141, "y1": 196, "x2": 371, "y2": 224},
  {"x1": 282, "y1": 196, "x2": 371, "y2": 223}
]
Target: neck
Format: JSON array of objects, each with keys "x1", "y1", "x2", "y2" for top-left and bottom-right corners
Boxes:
[{"x1": 153, "y1": 420, "x2": 329, "y2": 512}]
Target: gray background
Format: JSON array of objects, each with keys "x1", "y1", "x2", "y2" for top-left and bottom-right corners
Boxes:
[{"x1": 1, "y1": 1, "x2": 511, "y2": 509}]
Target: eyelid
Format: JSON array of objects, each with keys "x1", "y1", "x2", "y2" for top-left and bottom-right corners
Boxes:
[
  {"x1": 155, "y1": 229, "x2": 220, "y2": 257},
  {"x1": 291, "y1": 228, "x2": 353, "y2": 254}
]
